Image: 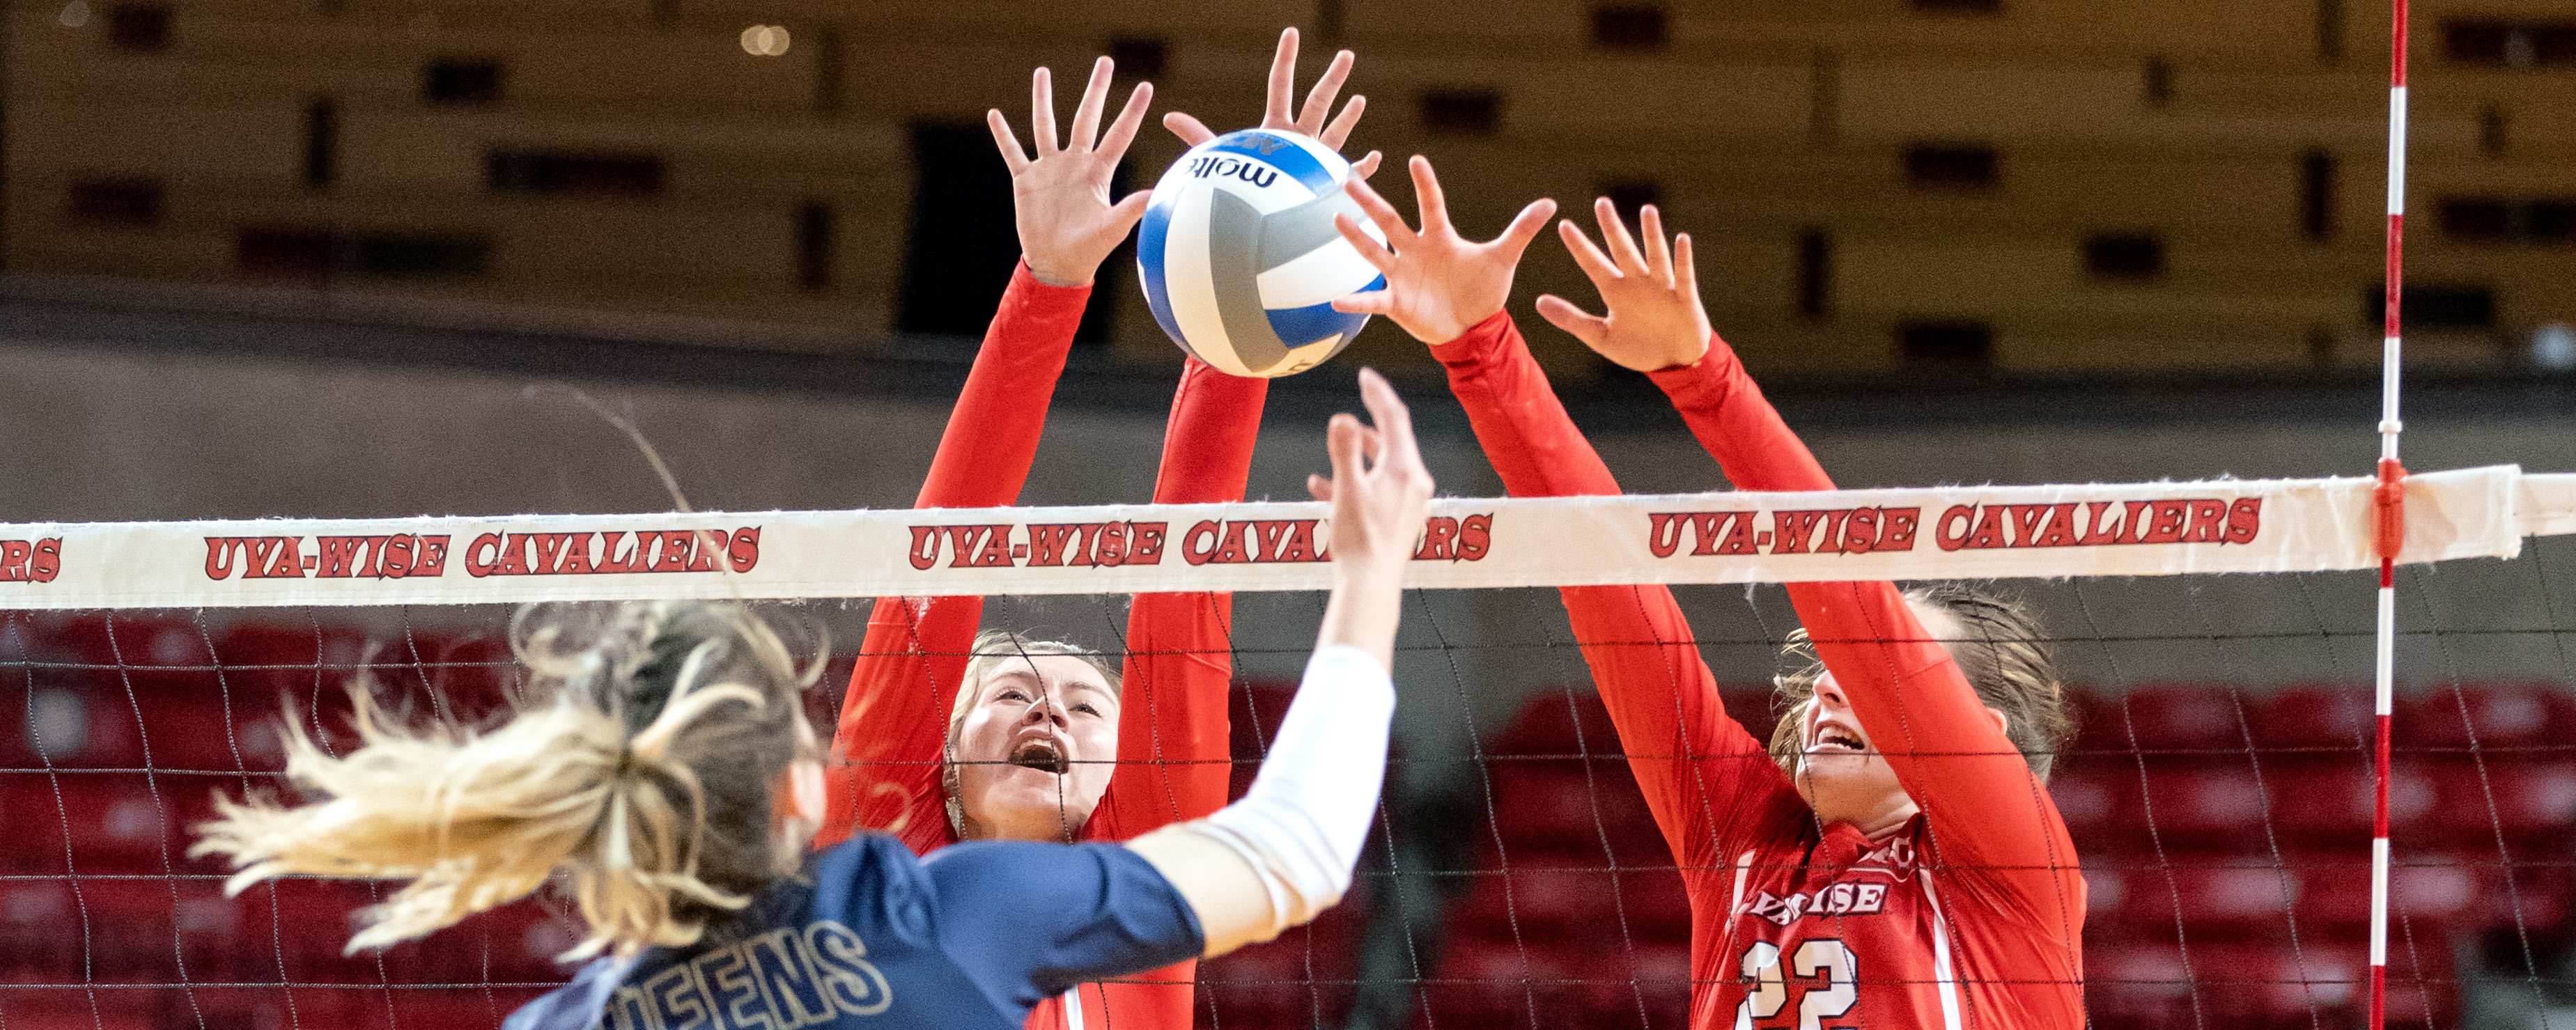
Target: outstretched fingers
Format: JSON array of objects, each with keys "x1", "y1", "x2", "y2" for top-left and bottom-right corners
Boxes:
[
  {"x1": 1298, "y1": 49, "x2": 1356, "y2": 135},
  {"x1": 1356, "y1": 368, "x2": 1418, "y2": 475},
  {"x1": 1558, "y1": 218, "x2": 1622, "y2": 288},
  {"x1": 986, "y1": 109, "x2": 1030, "y2": 175},
  {"x1": 1066, "y1": 56, "x2": 1115, "y2": 152},
  {"x1": 1491, "y1": 197, "x2": 1558, "y2": 265},
  {"x1": 1407, "y1": 155, "x2": 1452, "y2": 235},
  {"x1": 1534, "y1": 294, "x2": 1611, "y2": 348},
  {"x1": 1264, "y1": 27, "x2": 1300, "y2": 127},
  {"x1": 1324, "y1": 409, "x2": 1365, "y2": 485},
  {"x1": 1030, "y1": 66, "x2": 1060, "y2": 155},
  {"x1": 1675, "y1": 233, "x2": 1702, "y2": 302},
  {"x1": 1344, "y1": 177, "x2": 1418, "y2": 247},
  {"x1": 1594, "y1": 196, "x2": 1649, "y2": 274},
  {"x1": 1330, "y1": 290, "x2": 1397, "y2": 316},
  {"x1": 1350, "y1": 150, "x2": 1383, "y2": 181},
  {"x1": 1332, "y1": 213, "x2": 1399, "y2": 274},
  {"x1": 1095, "y1": 81, "x2": 1154, "y2": 164},
  {"x1": 1106, "y1": 189, "x2": 1155, "y2": 235},
  {"x1": 1321, "y1": 95, "x2": 1367, "y2": 150},
  {"x1": 1162, "y1": 110, "x2": 1215, "y2": 147},
  {"x1": 1640, "y1": 205, "x2": 1673, "y2": 285}
]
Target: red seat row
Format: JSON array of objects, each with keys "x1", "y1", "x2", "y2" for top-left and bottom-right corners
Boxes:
[
  {"x1": 2084, "y1": 681, "x2": 2576, "y2": 752},
  {"x1": 2083, "y1": 858, "x2": 2570, "y2": 939},
  {"x1": 2051, "y1": 760, "x2": 2576, "y2": 845},
  {"x1": 0, "y1": 877, "x2": 575, "y2": 986}
]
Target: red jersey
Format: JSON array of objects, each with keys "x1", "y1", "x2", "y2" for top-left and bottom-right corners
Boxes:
[
  {"x1": 814, "y1": 261, "x2": 1263, "y2": 1030},
  {"x1": 1434, "y1": 313, "x2": 2084, "y2": 1030}
]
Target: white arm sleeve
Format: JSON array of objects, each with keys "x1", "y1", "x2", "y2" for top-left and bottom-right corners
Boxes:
[{"x1": 1128, "y1": 644, "x2": 1394, "y2": 951}]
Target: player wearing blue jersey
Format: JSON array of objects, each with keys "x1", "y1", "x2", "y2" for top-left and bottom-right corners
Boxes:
[{"x1": 189, "y1": 369, "x2": 1435, "y2": 1030}]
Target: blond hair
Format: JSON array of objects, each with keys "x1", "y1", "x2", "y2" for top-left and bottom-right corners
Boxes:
[
  {"x1": 1767, "y1": 584, "x2": 2077, "y2": 782},
  {"x1": 942, "y1": 628, "x2": 1122, "y2": 836},
  {"x1": 190, "y1": 601, "x2": 824, "y2": 962}
]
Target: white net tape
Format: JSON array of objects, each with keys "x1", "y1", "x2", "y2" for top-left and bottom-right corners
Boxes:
[{"x1": 1, "y1": 466, "x2": 2565, "y2": 608}]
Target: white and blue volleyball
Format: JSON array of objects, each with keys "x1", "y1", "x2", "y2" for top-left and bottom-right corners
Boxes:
[{"x1": 1136, "y1": 129, "x2": 1387, "y2": 378}]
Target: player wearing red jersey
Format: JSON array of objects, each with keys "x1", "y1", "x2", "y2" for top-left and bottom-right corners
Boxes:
[
  {"x1": 1328, "y1": 159, "x2": 2086, "y2": 1029},
  {"x1": 812, "y1": 33, "x2": 1376, "y2": 1030}
]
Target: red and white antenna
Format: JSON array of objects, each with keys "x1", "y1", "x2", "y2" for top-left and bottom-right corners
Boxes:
[{"x1": 2369, "y1": 0, "x2": 2411, "y2": 1022}]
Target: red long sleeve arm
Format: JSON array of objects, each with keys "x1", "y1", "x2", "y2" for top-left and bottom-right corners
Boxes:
[
  {"x1": 1647, "y1": 338, "x2": 2079, "y2": 889},
  {"x1": 1087, "y1": 358, "x2": 1264, "y2": 842},
  {"x1": 1434, "y1": 313, "x2": 1804, "y2": 872},
  {"x1": 818, "y1": 262, "x2": 1089, "y2": 855},
  {"x1": 1069, "y1": 358, "x2": 1266, "y2": 1030}
]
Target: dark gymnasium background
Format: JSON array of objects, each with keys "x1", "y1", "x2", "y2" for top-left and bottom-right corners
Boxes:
[{"x1": 3, "y1": 1, "x2": 2575, "y2": 1028}]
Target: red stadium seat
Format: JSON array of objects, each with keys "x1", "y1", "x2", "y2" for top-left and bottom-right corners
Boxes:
[
  {"x1": 1204, "y1": 896, "x2": 1365, "y2": 1027},
  {"x1": 0, "y1": 988, "x2": 159, "y2": 1030},
  {"x1": 2405, "y1": 683, "x2": 2576, "y2": 750},
  {"x1": 1484, "y1": 761, "x2": 1666, "y2": 868},
  {"x1": 0, "y1": 880, "x2": 82, "y2": 979},
  {"x1": 2, "y1": 774, "x2": 181, "y2": 875},
  {"x1": 2097, "y1": 685, "x2": 2253, "y2": 754},
  {"x1": 2293, "y1": 852, "x2": 2476, "y2": 930},
  {"x1": 136, "y1": 690, "x2": 290, "y2": 772},
  {"x1": 2103, "y1": 864, "x2": 2302, "y2": 933},
  {"x1": 1226, "y1": 679, "x2": 1298, "y2": 799},
  {"x1": 2189, "y1": 941, "x2": 2368, "y2": 1024},
  {"x1": 1490, "y1": 686, "x2": 1772, "y2": 759},
  {"x1": 210, "y1": 622, "x2": 378, "y2": 703},
  {"x1": 412, "y1": 632, "x2": 522, "y2": 721},
  {"x1": 2086, "y1": 939, "x2": 2375, "y2": 1030},
  {"x1": 50, "y1": 876, "x2": 244, "y2": 984},
  {"x1": 2252, "y1": 685, "x2": 2376, "y2": 752},
  {"x1": 2132, "y1": 766, "x2": 2273, "y2": 841},
  {"x1": 1453, "y1": 866, "x2": 1691, "y2": 951},
  {"x1": 2264, "y1": 763, "x2": 2435, "y2": 842},
  {"x1": 2429, "y1": 762, "x2": 2576, "y2": 838},
  {"x1": 0, "y1": 685, "x2": 144, "y2": 769},
  {"x1": 444, "y1": 898, "x2": 582, "y2": 983},
  {"x1": 1422, "y1": 935, "x2": 1590, "y2": 1030},
  {"x1": 2047, "y1": 763, "x2": 2128, "y2": 843}
]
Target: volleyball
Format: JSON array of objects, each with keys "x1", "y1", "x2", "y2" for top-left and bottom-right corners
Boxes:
[{"x1": 1136, "y1": 129, "x2": 1387, "y2": 378}]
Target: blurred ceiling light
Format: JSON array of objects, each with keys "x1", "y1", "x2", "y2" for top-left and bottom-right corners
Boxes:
[
  {"x1": 740, "y1": 24, "x2": 789, "y2": 56},
  {"x1": 2532, "y1": 324, "x2": 2576, "y2": 372},
  {"x1": 58, "y1": 0, "x2": 88, "y2": 27}
]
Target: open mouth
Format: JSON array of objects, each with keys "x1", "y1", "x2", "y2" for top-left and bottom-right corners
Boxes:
[
  {"x1": 1009, "y1": 740, "x2": 1069, "y2": 774},
  {"x1": 1811, "y1": 728, "x2": 1865, "y2": 753}
]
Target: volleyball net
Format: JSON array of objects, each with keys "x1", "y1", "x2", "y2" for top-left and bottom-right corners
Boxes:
[{"x1": 3, "y1": 466, "x2": 2574, "y2": 1029}]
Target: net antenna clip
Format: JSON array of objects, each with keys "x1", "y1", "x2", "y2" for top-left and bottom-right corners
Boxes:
[{"x1": 2373, "y1": 456, "x2": 2409, "y2": 567}]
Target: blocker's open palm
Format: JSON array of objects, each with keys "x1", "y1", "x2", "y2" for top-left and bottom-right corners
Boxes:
[
  {"x1": 1163, "y1": 27, "x2": 1381, "y2": 181},
  {"x1": 1536, "y1": 200, "x2": 1714, "y2": 372},
  {"x1": 1329, "y1": 157, "x2": 1555, "y2": 345},
  {"x1": 988, "y1": 56, "x2": 1154, "y2": 288}
]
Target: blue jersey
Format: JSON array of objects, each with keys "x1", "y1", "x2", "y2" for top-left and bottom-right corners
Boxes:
[{"x1": 504, "y1": 834, "x2": 1205, "y2": 1030}]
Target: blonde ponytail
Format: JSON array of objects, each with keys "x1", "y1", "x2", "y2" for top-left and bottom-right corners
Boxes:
[{"x1": 191, "y1": 602, "x2": 823, "y2": 961}]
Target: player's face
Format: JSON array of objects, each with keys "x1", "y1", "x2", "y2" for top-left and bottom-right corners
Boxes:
[
  {"x1": 1792, "y1": 602, "x2": 1964, "y2": 832},
  {"x1": 952, "y1": 654, "x2": 1121, "y2": 841}
]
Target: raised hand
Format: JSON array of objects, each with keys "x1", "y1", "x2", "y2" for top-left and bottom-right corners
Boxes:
[
  {"x1": 1308, "y1": 368, "x2": 1434, "y2": 580},
  {"x1": 1535, "y1": 200, "x2": 1715, "y2": 372},
  {"x1": 1163, "y1": 26, "x2": 1381, "y2": 180},
  {"x1": 1328, "y1": 157, "x2": 1555, "y2": 345},
  {"x1": 988, "y1": 56, "x2": 1154, "y2": 288}
]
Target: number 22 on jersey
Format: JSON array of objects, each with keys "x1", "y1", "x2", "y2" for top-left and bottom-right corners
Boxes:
[{"x1": 1735, "y1": 939, "x2": 1857, "y2": 1030}]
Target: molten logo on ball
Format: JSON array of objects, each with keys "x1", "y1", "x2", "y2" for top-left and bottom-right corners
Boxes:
[{"x1": 1137, "y1": 130, "x2": 1387, "y2": 379}]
